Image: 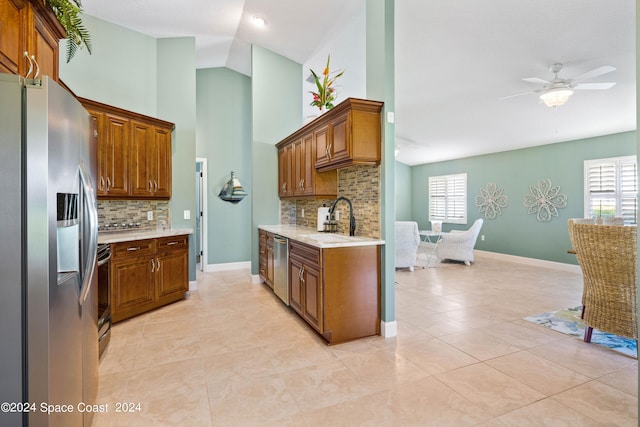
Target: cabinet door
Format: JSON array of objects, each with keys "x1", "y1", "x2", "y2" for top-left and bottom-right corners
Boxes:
[
  {"x1": 302, "y1": 264, "x2": 323, "y2": 333},
  {"x1": 152, "y1": 126, "x2": 172, "y2": 198},
  {"x1": 129, "y1": 120, "x2": 152, "y2": 197},
  {"x1": 292, "y1": 138, "x2": 304, "y2": 195},
  {"x1": 266, "y1": 241, "x2": 274, "y2": 287},
  {"x1": 298, "y1": 134, "x2": 315, "y2": 196},
  {"x1": 111, "y1": 257, "x2": 154, "y2": 314},
  {"x1": 85, "y1": 109, "x2": 107, "y2": 195},
  {"x1": 103, "y1": 113, "x2": 130, "y2": 197},
  {"x1": 278, "y1": 144, "x2": 293, "y2": 198},
  {"x1": 29, "y1": 8, "x2": 59, "y2": 81},
  {"x1": 156, "y1": 249, "x2": 188, "y2": 300},
  {"x1": 314, "y1": 124, "x2": 330, "y2": 167},
  {"x1": 0, "y1": 0, "x2": 28, "y2": 75},
  {"x1": 289, "y1": 257, "x2": 304, "y2": 316},
  {"x1": 329, "y1": 112, "x2": 350, "y2": 163}
]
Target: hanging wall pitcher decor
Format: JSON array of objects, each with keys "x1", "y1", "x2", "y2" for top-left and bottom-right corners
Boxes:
[{"x1": 218, "y1": 171, "x2": 247, "y2": 203}]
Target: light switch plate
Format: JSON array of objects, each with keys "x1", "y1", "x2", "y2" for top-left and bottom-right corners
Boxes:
[
  {"x1": 147, "y1": 211, "x2": 153, "y2": 220},
  {"x1": 184, "y1": 210, "x2": 191, "y2": 220}
]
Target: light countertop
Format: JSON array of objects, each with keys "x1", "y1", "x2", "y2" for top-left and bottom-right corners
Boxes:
[
  {"x1": 258, "y1": 224, "x2": 385, "y2": 248},
  {"x1": 98, "y1": 228, "x2": 193, "y2": 244}
]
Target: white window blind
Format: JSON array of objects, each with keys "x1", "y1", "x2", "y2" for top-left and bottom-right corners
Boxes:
[
  {"x1": 429, "y1": 173, "x2": 467, "y2": 224},
  {"x1": 584, "y1": 156, "x2": 637, "y2": 224}
]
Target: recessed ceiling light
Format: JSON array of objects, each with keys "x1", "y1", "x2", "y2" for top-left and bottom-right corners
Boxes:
[{"x1": 251, "y1": 15, "x2": 266, "y2": 27}]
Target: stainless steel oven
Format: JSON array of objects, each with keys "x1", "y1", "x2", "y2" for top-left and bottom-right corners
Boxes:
[
  {"x1": 97, "y1": 243, "x2": 111, "y2": 357},
  {"x1": 273, "y1": 235, "x2": 289, "y2": 305}
]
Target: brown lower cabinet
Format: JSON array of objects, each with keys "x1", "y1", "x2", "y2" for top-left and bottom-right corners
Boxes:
[
  {"x1": 258, "y1": 230, "x2": 274, "y2": 289},
  {"x1": 110, "y1": 235, "x2": 189, "y2": 322},
  {"x1": 288, "y1": 239, "x2": 380, "y2": 344}
]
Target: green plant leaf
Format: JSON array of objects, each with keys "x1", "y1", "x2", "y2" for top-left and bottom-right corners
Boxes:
[{"x1": 44, "y1": 0, "x2": 92, "y2": 62}]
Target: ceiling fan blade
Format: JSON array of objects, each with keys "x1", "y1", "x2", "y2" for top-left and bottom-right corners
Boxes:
[
  {"x1": 522, "y1": 77, "x2": 550, "y2": 85},
  {"x1": 573, "y1": 82, "x2": 616, "y2": 90},
  {"x1": 498, "y1": 91, "x2": 535, "y2": 100},
  {"x1": 572, "y1": 65, "x2": 616, "y2": 82}
]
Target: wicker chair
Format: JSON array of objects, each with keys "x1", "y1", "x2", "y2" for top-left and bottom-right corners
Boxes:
[
  {"x1": 567, "y1": 219, "x2": 638, "y2": 344},
  {"x1": 435, "y1": 219, "x2": 483, "y2": 266}
]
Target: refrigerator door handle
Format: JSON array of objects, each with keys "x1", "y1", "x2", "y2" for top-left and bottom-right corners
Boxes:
[{"x1": 78, "y1": 163, "x2": 98, "y2": 306}]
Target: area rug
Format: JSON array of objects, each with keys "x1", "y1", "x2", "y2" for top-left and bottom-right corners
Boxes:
[{"x1": 523, "y1": 306, "x2": 637, "y2": 358}]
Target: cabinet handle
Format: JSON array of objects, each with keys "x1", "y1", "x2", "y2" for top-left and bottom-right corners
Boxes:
[
  {"x1": 156, "y1": 259, "x2": 160, "y2": 271},
  {"x1": 327, "y1": 143, "x2": 332, "y2": 160},
  {"x1": 300, "y1": 266, "x2": 305, "y2": 283},
  {"x1": 94, "y1": 129, "x2": 98, "y2": 139},
  {"x1": 166, "y1": 241, "x2": 179, "y2": 246},
  {"x1": 24, "y1": 52, "x2": 34, "y2": 79},
  {"x1": 127, "y1": 246, "x2": 141, "y2": 251},
  {"x1": 99, "y1": 177, "x2": 105, "y2": 191},
  {"x1": 154, "y1": 180, "x2": 158, "y2": 192},
  {"x1": 148, "y1": 180, "x2": 153, "y2": 191},
  {"x1": 106, "y1": 177, "x2": 112, "y2": 191},
  {"x1": 151, "y1": 259, "x2": 155, "y2": 272},
  {"x1": 31, "y1": 55, "x2": 40, "y2": 80},
  {"x1": 301, "y1": 178, "x2": 305, "y2": 189}
]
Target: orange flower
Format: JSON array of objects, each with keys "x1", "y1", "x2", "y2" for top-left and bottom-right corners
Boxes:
[{"x1": 309, "y1": 55, "x2": 344, "y2": 111}]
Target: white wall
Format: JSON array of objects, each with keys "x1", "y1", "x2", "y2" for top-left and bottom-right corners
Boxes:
[{"x1": 301, "y1": 4, "x2": 367, "y2": 121}]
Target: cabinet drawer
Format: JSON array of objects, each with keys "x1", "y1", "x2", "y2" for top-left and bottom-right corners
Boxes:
[
  {"x1": 157, "y1": 235, "x2": 188, "y2": 252},
  {"x1": 111, "y1": 239, "x2": 156, "y2": 259},
  {"x1": 289, "y1": 240, "x2": 321, "y2": 268}
]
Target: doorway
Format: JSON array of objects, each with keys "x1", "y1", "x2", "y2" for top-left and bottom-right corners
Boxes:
[{"x1": 195, "y1": 158, "x2": 208, "y2": 271}]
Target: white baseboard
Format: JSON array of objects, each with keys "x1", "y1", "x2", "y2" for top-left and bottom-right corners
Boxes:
[
  {"x1": 475, "y1": 250, "x2": 581, "y2": 273},
  {"x1": 380, "y1": 320, "x2": 397, "y2": 338},
  {"x1": 189, "y1": 280, "x2": 197, "y2": 291},
  {"x1": 204, "y1": 261, "x2": 251, "y2": 272}
]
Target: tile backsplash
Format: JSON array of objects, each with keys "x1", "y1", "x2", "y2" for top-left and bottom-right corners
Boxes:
[
  {"x1": 98, "y1": 200, "x2": 171, "y2": 231},
  {"x1": 280, "y1": 165, "x2": 381, "y2": 238}
]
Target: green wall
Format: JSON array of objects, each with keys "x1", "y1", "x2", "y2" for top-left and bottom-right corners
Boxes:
[
  {"x1": 60, "y1": 16, "x2": 198, "y2": 280},
  {"x1": 366, "y1": 0, "x2": 395, "y2": 325},
  {"x1": 250, "y1": 46, "x2": 302, "y2": 274},
  {"x1": 395, "y1": 161, "x2": 412, "y2": 220},
  {"x1": 196, "y1": 68, "x2": 252, "y2": 264},
  {"x1": 60, "y1": 14, "x2": 157, "y2": 115},
  {"x1": 411, "y1": 131, "x2": 636, "y2": 264},
  {"x1": 157, "y1": 38, "x2": 197, "y2": 280}
]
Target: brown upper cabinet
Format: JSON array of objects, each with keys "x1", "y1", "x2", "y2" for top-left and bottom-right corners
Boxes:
[
  {"x1": 0, "y1": 0, "x2": 65, "y2": 82},
  {"x1": 312, "y1": 98, "x2": 383, "y2": 171},
  {"x1": 80, "y1": 97, "x2": 175, "y2": 200}
]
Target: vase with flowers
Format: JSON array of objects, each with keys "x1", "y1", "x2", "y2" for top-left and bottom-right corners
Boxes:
[{"x1": 309, "y1": 55, "x2": 344, "y2": 112}]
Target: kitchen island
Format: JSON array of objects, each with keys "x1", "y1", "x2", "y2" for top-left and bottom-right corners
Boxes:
[{"x1": 259, "y1": 225, "x2": 384, "y2": 344}]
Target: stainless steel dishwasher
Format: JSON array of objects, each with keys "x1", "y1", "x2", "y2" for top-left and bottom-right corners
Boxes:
[{"x1": 273, "y1": 235, "x2": 289, "y2": 305}]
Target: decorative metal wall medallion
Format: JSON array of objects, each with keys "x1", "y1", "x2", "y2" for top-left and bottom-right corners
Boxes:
[
  {"x1": 523, "y1": 178, "x2": 567, "y2": 222},
  {"x1": 475, "y1": 182, "x2": 508, "y2": 219}
]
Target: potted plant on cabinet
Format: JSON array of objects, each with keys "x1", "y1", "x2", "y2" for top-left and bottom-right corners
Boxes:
[{"x1": 44, "y1": 0, "x2": 92, "y2": 62}]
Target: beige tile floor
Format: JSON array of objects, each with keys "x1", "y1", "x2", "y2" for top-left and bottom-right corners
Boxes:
[{"x1": 92, "y1": 253, "x2": 638, "y2": 426}]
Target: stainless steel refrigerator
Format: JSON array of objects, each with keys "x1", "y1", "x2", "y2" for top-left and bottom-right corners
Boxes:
[{"x1": 0, "y1": 74, "x2": 99, "y2": 426}]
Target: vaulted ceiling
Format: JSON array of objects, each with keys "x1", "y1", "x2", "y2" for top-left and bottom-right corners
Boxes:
[{"x1": 81, "y1": 0, "x2": 636, "y2": 165}]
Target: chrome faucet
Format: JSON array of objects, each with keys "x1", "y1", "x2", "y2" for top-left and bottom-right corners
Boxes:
[{"x1": 329, "y1": 197, "x2": 356, "y2": 236}]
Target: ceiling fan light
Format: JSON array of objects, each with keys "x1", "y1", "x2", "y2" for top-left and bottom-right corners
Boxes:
[{"x1": 540, "y1": 87, "x2": 573, "y2": 107}]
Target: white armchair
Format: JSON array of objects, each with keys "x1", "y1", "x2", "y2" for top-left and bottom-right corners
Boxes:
[
  {"x1": 436, "y1": 219, "x2": 483, "y2": 266},
  {"x1": 395, "y1": 221, "x2": 421, "y2": 271}
]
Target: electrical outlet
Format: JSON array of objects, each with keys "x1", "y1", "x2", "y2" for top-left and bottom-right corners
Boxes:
[
  {"x1": 184, "y1": 210, "x2": 191, "y2": 220},
  {"x1": 301, "y1": 208, "x2": 305, "y2": 217},
  {"x1": 335, "y1": 211, "x2": 340, "y2": 220},
  {"x1": 147, "y1": 211, "x2": 153, "y2": 221},
  {"x1": 481, "y1": 235, "x2": 485, "y2": 241}
]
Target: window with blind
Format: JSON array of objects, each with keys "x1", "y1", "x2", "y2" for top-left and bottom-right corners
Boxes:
[
  {"x1": 428, "y1": 173, "x2": 467, "y2": 224},
  {"x1": 584, "y1": 156, "x2": 637, "y2": 224}
]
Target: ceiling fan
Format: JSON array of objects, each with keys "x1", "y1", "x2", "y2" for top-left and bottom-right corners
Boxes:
[{"x1": 500, "y1": 63, "x2": 616, "y2": 107}]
